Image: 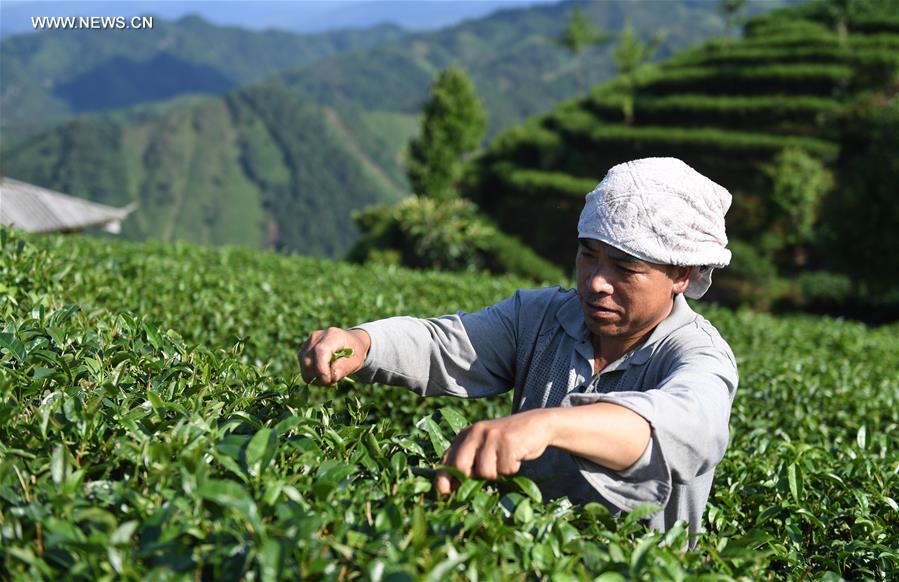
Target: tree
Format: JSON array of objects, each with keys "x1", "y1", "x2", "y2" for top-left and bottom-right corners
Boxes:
[
  {"x1": 611, "y1": 20, "x2": 665, "y2": 124},
  {"x1": 762, "y1": 147, "x2": 833, "y2": 262},
  {"x1": 719, "y1": 0, "x2": 749, "y2": 34},
  {"x1": 407, "y1": 66, "x2": 487, "y2": 201},
  {"x1": 554, "y1": 8, "x2": 613, "y2": 96}
]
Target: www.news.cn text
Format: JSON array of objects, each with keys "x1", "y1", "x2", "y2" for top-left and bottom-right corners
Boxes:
[{"x1": 31, "y1": 16, "x2": 155, "y2": 30}]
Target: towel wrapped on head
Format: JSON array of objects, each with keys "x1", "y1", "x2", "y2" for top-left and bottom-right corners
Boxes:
[{"x1": 577, "y1": 157, "x2": 732, "y2": 299}]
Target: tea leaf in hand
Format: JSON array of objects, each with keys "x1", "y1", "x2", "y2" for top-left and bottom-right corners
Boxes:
[{"x1": 330, "y1": 347, "x2": 354, "y2": 364}]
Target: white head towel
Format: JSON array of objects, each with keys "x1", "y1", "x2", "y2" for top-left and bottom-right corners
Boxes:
[{"x1": 577, "y1": 157, "x2": 732, "y2": 299}]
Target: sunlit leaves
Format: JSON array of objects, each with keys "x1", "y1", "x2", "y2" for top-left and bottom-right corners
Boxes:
[{"x1": 1, "y1": 229, "x2": 897, "y2": 579}]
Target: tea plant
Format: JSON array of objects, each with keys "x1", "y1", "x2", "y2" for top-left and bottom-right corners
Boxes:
[{"x1": 1, "y1": 229, "x2": 897, "y2": 579}]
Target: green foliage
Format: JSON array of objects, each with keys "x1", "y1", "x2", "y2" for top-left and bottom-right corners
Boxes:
[
  {"x1": 550, "y1": 110, "x2": 840, "y2": 159},
  {"x1": 2, "y1": 85, "x2": 398, "y2": 259},
  {"x1": 0, "y1": 17, "x2": 405, "y2": 135},
  {"x1": 669, "y1": 43, "x2": 899, "y2": 72},
  {"x1": 407, "y1": 67, "x2": 487, "y2": 201},
  {"x1": 466, "y1": 0, "x2": 899, "y2": 316},
  {"x1": 3, "y1": 0, "x2": 745, "y2": 262},
  {"x1": 709, "y1": 239, "x2": 780, "y2": 309},
  {"x1": 719, "y1": 0, "x2": 750, "y2": 31},
  {"x1": 645, "y1": 63, "x2": 855, "y2": 95},
  {"x1": 823, "y1": 94, "x2": 899, "y2": 292},
  {"x1": 612, "y1": 20, "x2": 665, "y2": 123},
  {"x1": 555, "y1": 8, "x2": 611, "y2": 56},
  {"x1": 1, "y1": 229, "x2": 897, "y2": 578},
  {"x1": 554, "y1": 8, "x2": 613, "y2": 95},
  {"x1": 794, "y1": 270, "x2": 854, "y2": 304},
  {"x1": 479, "y1": 228, "x2": 570, "y2": 285},
  {"x1": 495, "y1": 165, "x2": 599, "y2": 200},
  {"x1": 278, "y1": 1, "x2": 738, "y2": 139},
  {"x1": 763, "y1": 147, "x2": 834, "y2": 248},
  {"x1": 587, "y1": 92, "x2": 842, "y2": 130},
  {"x1": 349, "y1": 197, "x2": 565, "y2": 282},
  {"x1": 355, "y1": 197, "x2": 493, "y2": 271}
]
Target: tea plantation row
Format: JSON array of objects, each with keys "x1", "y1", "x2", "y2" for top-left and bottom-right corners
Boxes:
[{"x1": 1, "y1": 230, "x2": 897, "y2": 579}]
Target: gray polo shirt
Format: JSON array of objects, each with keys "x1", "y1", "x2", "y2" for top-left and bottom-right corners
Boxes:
[{"x1": 354, "y1": 286, "x2": 738, "y2": 537}]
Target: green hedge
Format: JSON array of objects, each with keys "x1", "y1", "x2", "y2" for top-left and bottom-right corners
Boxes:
[
  {"x1": 644, "y1": 64, "x2": 854, "y2": 96},
  {"x1": 480, "y1": 227, "x2": 568, "y2": 283},
  {"x1": 349, "y1": 197, "x2": 566, "y2": 283},
  {"x1": 549, "y1": 115, "x2": 840, "y2": 160},
  {"x1": 737, "y1": 31, "x2": 840, "y2": 48},
  {"x1": 849, "y1": 17, "x2": 899, "y2": 35},
  {"x1": 666, "y1": 46, "x2": 899, "y2": 72},
  {"x1": 585, "y1": 93, "x2": 841, "y2": 127},
  {"x1": 846, "y1": 33, "x2": 899, "y2": 49},
  {"x1": 483, "y1": 120, "x2": 567, "y2": 169},
  {"x1": 544, "y1": 106, "x2": 602, "y2": 136},
  {"x1": 492, "y1": 163, "x2": 598, "y2": 200},
  {"x1": 743, "y1": 17, "x2": 834, "y2": 40}
]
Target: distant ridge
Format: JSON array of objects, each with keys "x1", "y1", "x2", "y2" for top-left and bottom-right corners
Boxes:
[
  {"x1": 1, "y1": 1, "x2": 782, "y2": 258},
  {"x1": 0, "y1": 15, "x2": 406, "y2": 138}
]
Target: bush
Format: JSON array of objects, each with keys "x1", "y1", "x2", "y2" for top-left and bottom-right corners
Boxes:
[
  {"x1": 795, "y1": 270, "x2": 854, "y2": 304},
  {"x1": 480, "y1": 228, "x2": 569, "y2": 283},
  {"x1": 762, "y1": 146, "x2": 833, "y2": 248},
  {"x1": 349, "y1": 197, "x2": 565, "y2": 282},
  {"x1": 635, "y1": 58, "x2": 888, "y2": 98},
  {"x1": 4, "y1": 229, "x2": 898, "y2": 578},
  {"x1": 709, "y1": 238, "x2": 780, "y2": 309},
  {"x1": 553, "y1": 118, "x2": 840, "y2": 159},
  {"x1": 585, "y1": 93, "x2": 841, "y2": 128},
  {"x1": 495, "y1": 164, "x2": 597, "y2": 200}
]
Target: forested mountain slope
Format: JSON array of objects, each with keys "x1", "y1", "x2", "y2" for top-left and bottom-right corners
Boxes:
[
  {"x1": 1, "y1": 1, "x2": 783, "y2": 258},
  {"x1": 2, "y1": 86, "x2": 403, "y2": 257},
  {"x1": 0, "y1": 15, "x2": 405, "y2": 139},
  {"x1": 278, "y1": 0, "x2": 743, "y2": 138}
]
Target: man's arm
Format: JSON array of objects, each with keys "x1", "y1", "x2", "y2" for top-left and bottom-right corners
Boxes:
[
  {"x1": 298, "y1": 290, "x2": 527, "y2": 397},
  {"x1": 437, "y1": 342, "x2": 737, "y2": 501},
  {"x1": 434, "y1": 402, "x2": 649, "y2": 494}
]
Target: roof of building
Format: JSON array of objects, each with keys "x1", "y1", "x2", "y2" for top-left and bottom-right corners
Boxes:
[{"x1": 0, "y1": 177, "x2": 136, "y2": 234}]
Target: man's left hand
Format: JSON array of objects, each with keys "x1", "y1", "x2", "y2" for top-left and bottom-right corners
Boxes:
[{"x1": 434, "y1": 409, "x2": 553, "y2": 495}]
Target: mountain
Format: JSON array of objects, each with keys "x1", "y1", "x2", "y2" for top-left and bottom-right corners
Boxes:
[
  {"x1": 1, "y1": 1, "x2": 787, "y2": 259},
  {"x1": 2, "y1": 85, "x2": 404, "y2": 257},
  {"x1": 0, "y1": 0, "x2": 559, "y2": 38},
  {"x1": 278, "y1": 0, "x2": 743, "y2": 138},
  {"x1": 2, "y1": 0, "x2": 760, "y2": 142},
  {"x1": 0, "y1": 14, "x2": 405, "y2": 138}
]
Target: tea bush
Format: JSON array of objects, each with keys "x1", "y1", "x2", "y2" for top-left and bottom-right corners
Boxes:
[{"x1": 1, "y1": 229, "x2": 897, "y2": 579}]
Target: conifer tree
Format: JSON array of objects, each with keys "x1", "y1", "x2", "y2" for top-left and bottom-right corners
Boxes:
[
  {"x1": 612, "y1": 20, "x2": 665, "y2": 124},
  {"x1": 407, "y1": 66, "x2": 487, "y2": 201},
  {"x1": 719, "y1": 0, "x2": 748, "y2": 34},
  {"x1": 554, "y1": 8, "x2": 612, "y2": 95}
]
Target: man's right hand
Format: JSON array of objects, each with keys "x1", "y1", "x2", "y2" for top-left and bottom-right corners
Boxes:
[{"x1": 297, "y1": 327, "x2": 371, "y2": 386}]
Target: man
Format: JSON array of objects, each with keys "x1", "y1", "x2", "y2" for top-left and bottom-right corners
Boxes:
[{"x1": 298, "y1": 157, "x2": 738, "y2": 538}]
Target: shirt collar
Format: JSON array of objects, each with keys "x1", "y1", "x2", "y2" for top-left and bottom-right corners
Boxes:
[
  {"x1": 557, "y1": 292, "x2": 697, "y2": 371},
  {"x1": 556, "y1": 291, "x2": 589, "y2": 341}
]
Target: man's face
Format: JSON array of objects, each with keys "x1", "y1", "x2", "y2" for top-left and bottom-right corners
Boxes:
[{"x1": 575, "y1": 238, "x2": 690, "y2": 339}]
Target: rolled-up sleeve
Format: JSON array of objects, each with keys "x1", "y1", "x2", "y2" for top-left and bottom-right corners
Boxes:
[
  {"x1": 350, "y1": 293, "x2": 521, "y2": 398},
  {"x1": 562, "y1": 346, "x2": 738, "y2": 510}
]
